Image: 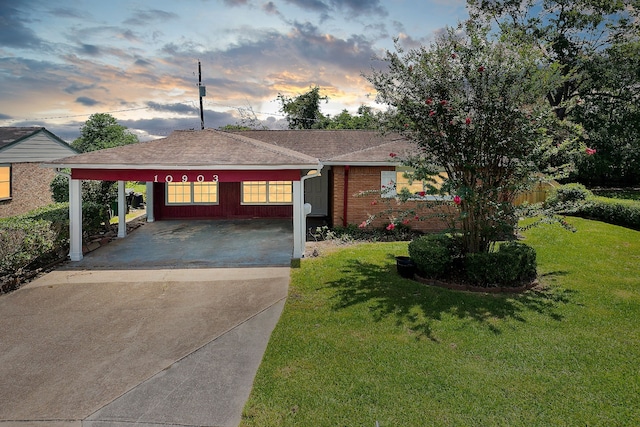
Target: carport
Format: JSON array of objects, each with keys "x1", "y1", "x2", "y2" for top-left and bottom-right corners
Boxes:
[
  {"x1": 45, "y1": 129, "x2": 323, "y2": 263},
  {"x1": 71, "y1": 219, "x2": 294, "y2": 269}
]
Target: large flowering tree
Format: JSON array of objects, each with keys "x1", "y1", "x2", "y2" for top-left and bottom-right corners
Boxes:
[{"x1": 367, "y1": 21, "x2": 580, "y2": 254}]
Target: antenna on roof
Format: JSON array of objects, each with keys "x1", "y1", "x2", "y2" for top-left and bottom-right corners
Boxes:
[{"x1": 198, "y1": 60, "x2": 206, "y2": 130}]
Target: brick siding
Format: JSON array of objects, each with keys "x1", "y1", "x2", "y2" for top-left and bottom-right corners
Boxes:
[
  {"x1": 0, "y1": 163, "x2": 55, "y2": 218},
  {"x1": 331, "y1": 165, "x2": 451, "y2": 232}
]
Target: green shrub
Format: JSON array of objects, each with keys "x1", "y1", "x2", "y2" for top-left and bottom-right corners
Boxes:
[
  {"x1": 0, "y1": 202, "x2": 106, "y2": 278},
  {"x1": 0, "y1": 218, "x2": 56, "y2": 274},
  {"x1": 464, "y1": 242, "x2": 537, "y2": 287},
  {"x1": 408, "y1": 234, "x2": 457, "y2": 278},
  {"x1": 578, "y1": 196, "x2": 640, "y2": 231},
  {"x1": 545, "y1": 183, "x2": 593, "y2": 211}
]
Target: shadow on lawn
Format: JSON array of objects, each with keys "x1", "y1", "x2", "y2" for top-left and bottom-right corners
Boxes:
[{"x1": 328, "y1": 256, "x2": 575, "y2": 341}]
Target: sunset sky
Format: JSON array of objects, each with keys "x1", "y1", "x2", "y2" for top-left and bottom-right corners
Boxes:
[{"x1": 0, "y1": 0, "x2": 468, "y2": 142}]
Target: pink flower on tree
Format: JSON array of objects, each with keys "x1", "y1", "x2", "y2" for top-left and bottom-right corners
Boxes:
[
  {"x1": 451, "y1": 53, "x2": 457, "y2": 59},
  {"x1": 418, "y1": 191, "x2": 426, "y2": 197},
  {"x1": 402, "y1": 219, "x2": 410, "y2": 225},
  {"x1": 585, "y1": 147, "x2": 597, "y2": 155},
  {"x1": 359, "y1": 221, "x2": 367, "y2": 228},
  {"x1": 371, "y1": 200, "x2": 377, "y2": 205},
  {"x1": 453, "y1": 195, "x2": 462, "y2": 205},
  {"x1": 478, "y1": 65, "x2": 485, "y2": 72},
  {"x1": 426, "y1": 98, "x2": 433, "y2": 105},
  {"x1": 440, "y1": 100, "x2": 448, "y2": 106},
  {"x1": 414, "y1": 215, "x2": 420, "y2": 221},
  {"x1": 386, "y1": 223, "x2": 396, "y2": 231},
  {"x1": 465, "y1": 117, "x2": 472, "y2": 125},
  {"x1": 389, "y1": 152, "x2": 397, "y2": 158},
  {"x1": 429, "y1": 110, "x2": 436, "y2": 117}
]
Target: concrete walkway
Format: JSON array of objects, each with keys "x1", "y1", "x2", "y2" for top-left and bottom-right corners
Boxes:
[{"x1": 0, "y1": 220, "x2": 293, "y2": 427}]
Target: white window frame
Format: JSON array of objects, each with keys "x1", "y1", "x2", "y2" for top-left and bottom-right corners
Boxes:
[
  {"x1": 381, "y1": 168, "x2": 451, "y2": 201},
  {"x1": 165, "y1": 181, "x2": 219, "y2": 205},
  {"x1": 241, "y1": 181, "x2": 293, "y2": 205}
]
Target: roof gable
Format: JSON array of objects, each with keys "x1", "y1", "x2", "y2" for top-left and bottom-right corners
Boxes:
[{"x1": 0, "y1": 127, "x2": 77, "y2": 162}]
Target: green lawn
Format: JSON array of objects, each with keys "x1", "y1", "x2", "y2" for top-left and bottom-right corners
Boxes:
[{"x1": 241, "y1": 218, "x2": 640, "y2": 426}]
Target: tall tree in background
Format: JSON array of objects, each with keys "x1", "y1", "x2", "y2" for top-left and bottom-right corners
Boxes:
[
  {"x1": 469, "y1": 0, "x2": 640, "y2": 185},
  {"x1": 277, "y1": 86, "x2": 328, "y2": 129},
  {"x1": 52, "y1": 113, "x2": 139, "y2": 228},
  {"x1": 468, "y1": 0, "x2": 639, "y2": 120},
  {"x1": 71, "y1": 113, "x2": 138, "y2": 152}
]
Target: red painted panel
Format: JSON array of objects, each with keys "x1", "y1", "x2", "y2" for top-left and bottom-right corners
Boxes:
[
  {"x1": 154, "y1": 182, "x2": 293, "y2": 220},
  {"x1": 72, "y1": 168, "x2": 301, "y2": 182}
]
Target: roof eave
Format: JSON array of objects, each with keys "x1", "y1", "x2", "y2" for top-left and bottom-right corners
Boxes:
[{"x1": 42, "y1": 162, "x2": 321, "y2": 170}]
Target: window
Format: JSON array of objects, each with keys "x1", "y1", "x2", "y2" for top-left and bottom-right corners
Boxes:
[
  {"x1": 242, "y1": 181, "x2": 293, "y2": 204},
  {"x1": 166, "y1": 182, "x2": 218, "y2": 205},
  {"x1": 381, "y1": 168, "x2": 449, "y2": 200},
  {"x1": 0, "y1": 165, "x2": 10, "y2": 200}
]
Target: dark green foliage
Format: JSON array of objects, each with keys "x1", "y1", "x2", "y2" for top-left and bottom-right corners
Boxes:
[
  {"x1": 277, "y1": 86, "x2": 328, "y2": 130},
  {"x1": 578, "y1": 197, "x2": 640, "y2": 231},
  {"x1": 464, "y1": 242, "x2": 537, "y2": 287},
  {"x1": 0, "y1": 203, "x2": 105, "y2": 277},
  {"x1": 545, "y1": 183, "x2": 593, "y2": 211},
  {"x1": 408, "y1": 234, "x2": 458, "y2": 278},
  {"x1": 71, "y1": 113, "x2": 138, "y2": 153},
  {"x1": 0, "y1": 218, "x2": 56, "y2": 274}
]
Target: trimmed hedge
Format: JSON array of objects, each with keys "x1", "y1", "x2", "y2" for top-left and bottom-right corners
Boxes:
[
  {"x1": 578, "y1": 196, "x2": 640, "y2": 231},
  {"x1": 406, "y1": 235, "x2": 536, "y2": 287},
  {"x1": 408, "y1": 234, "x2": 460, "y2": 278},
  {"x1": 464, "y1": 242, "x2": 537, "y2": 287}
]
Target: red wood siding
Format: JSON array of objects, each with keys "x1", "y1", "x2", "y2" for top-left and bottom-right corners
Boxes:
[{"x1": 154, "y1": 182, "x2": 293, "y2": 220}]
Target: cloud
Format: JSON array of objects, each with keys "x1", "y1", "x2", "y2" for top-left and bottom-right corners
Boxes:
[
  {"x1": 147, "y1": 101, "x2": 198, "y2": 114},
  {"x1": 78, "y1": 44, "x2": 101, "y2": 56},
  {"x1": 48, "y1": 7, "x2": 90, "y2": 19},
  {"x1": 76, "y1": 97, "x2": 100, "y2": 106},
  {"x1": 123, "y1": 9, "x2": 180, "y2": 26},
  {"x1": 283, "y1": 0, "x2": 387, "y2": 18},
  {"x1": 0, "y1": 113, "x2": 12, "y2": 120},
  {"x1": 0, "y1": 3, "x2": 44, "y2": 49},
  {"x1": 263, "y1": 2, "x2": 280, "y2": 15},
  {"x1": 64, "y1": 83, "x2": 97, "y2": 94},
  {"x1": 222, "y1": 0, "x2": 250, "y2": 6}
]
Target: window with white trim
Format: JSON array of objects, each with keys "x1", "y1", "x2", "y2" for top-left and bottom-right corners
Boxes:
[
  {"x1": 0, "y1": 165, "x2": 10, "y2": 200},
  {"x1": 241, "y1": 181, "x2": 293, "y2": 204},
  {"x1": 166, "y1": 182, "x2": 218, "y2": 205},
  {"x1": 381, "y1": 168, "x2": 449, "y2": 200}
]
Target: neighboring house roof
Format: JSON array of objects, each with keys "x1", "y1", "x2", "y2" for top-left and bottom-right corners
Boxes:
[
  {"x1": 0, "y1": 127, "x2": 77, "y2": 163},
  {"x1": 46, "y1": 129, "x2": 320, "y2": 170},
  {"x1": 234, "y1": 130, "x2": 416, "y2": 164}
]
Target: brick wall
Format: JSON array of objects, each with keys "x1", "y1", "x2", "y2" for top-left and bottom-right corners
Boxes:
[
  {"x1": 0, "y1": 163, "x2": 55, "y2": 218},
  {"x1": 331, "y1": 165, "x2": 451, "y2": 232}
]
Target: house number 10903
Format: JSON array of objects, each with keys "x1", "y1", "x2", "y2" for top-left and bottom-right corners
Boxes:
[{"x1": 153, "y1": 174, "x2": 219, "y2": 183}]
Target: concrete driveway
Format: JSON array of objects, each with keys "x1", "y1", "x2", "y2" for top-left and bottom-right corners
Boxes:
[{"x1": 0, "y1": 219, "x2": 292, "y2": 427}]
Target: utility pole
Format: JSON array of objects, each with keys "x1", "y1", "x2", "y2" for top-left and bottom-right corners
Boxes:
[{"x1": 198, "y1": 60, "x2": 206, "y2": 130}]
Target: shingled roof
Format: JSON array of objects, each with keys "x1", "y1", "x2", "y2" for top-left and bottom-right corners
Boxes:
[
  {"x1": 47, "y1": 129, "x2": 321, "y2": 170},
  {"x1": 46, "y1": 129, "x2": 418, "y2": 171},
  {"x1": 234, "y1": 130, "x2": 415, "y2": 163}
]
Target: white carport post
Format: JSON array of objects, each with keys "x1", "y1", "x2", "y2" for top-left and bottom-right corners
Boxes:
[
  {"x1": 293, "y1": 167, "x2": 323, "y2": 259},
  {"x1": 292, "y1": 180, "x2": 303, "y2": 258},
  {"x1": 69, "y1": 178, "x2": 83, "y2": 261},
  {"x1": 145, "y1": 181, "x2": 155, "y2": 222},
  {"x1": 117, "y1": 180, "x2": 127, "y2": 238}
]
